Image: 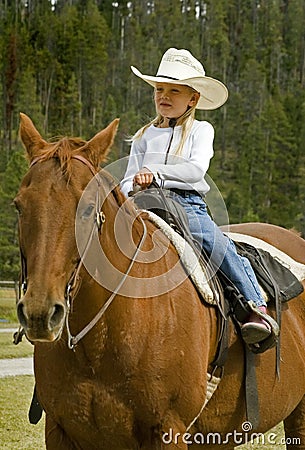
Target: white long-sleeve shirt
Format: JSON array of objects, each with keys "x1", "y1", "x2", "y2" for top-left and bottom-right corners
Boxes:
[{"x1": 121, "y1": 119, "x2": 215, "y2": 196}]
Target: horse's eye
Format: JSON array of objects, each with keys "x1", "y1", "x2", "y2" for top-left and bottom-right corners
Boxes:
[{"x1": 82, "y1": 204, "x2": 95, "y2": 218}]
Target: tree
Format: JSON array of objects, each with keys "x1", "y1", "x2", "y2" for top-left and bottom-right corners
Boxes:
[
  {"x1": 0, "y1": 149, "x2": 27, "y2": 280},
  {"x1": 1, "y1": 0, "x2": 305, "y2": 278}
]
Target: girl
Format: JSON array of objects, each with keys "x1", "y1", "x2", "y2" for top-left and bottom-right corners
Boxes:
[{"x1": 121, "y1": 48, "x2": 274, "y2": 346}]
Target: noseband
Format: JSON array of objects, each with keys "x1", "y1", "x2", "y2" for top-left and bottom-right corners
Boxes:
[{"x1": 20, "y1": 154, "x2": 147, "y2": 350}]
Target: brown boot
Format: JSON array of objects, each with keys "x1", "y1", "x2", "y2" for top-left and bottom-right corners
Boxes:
[{"x1": 241, "y1": 306, "x2": 271, "y2": 344}]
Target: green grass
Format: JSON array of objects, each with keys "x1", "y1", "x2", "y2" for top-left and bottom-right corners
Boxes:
[
  {"x1": 0, "y1": 331, "x2": 34, "y2": 359},
  {"x1": 0, "y1": 288, "x2": 18, "y2": 324},
  {"x1": 0, "y1": 375, "x2": 45, "y2": 450},
  {"x1": 0, "y1": 291, "x2": 44, "y2": 449},
  {"x1": 0, "y1": 288, "x2": 33, "y2": 359}
]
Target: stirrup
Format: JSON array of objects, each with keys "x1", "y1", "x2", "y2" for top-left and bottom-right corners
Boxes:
[{"x1": 242, "y1": 301, "x2": 279, "y2": 353}]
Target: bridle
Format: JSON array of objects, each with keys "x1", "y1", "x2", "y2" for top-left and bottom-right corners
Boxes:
[{"x1": 20, "y1": 154, "x2": 147, "y2": 350}]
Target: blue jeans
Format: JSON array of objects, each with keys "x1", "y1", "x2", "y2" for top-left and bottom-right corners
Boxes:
[{"x1": 172, "y1": 192, "x2": 266, "y2": 307}]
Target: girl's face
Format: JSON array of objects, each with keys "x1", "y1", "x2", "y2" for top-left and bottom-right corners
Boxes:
[{"x1": 154, "y1": 82, "x2": 199, "y2": 121}]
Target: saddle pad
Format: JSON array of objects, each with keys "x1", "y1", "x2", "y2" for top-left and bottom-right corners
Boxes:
[
  {"x1": 225, "y1": 232, "x2": 305, "y2": 282},
  {"x1": 146, "y1": 211, "x2": 215, "y2": 304}
]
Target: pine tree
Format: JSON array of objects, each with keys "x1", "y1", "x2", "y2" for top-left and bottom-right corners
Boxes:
[{"x1": 0, "y1": 149, "x2": 27, "y2": 280}]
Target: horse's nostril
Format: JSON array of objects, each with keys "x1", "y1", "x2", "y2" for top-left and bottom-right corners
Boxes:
[
  {"x1": 49, "y1": 303, "x2": 65, "y2": 329},
  {"x1": 17, "y1": 302, "x2": 28, "y2": 329}
]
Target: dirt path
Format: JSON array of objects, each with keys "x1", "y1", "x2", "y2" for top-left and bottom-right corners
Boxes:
[{"x1": 0, "y1": 357, "x2": 33, "y2": 377}]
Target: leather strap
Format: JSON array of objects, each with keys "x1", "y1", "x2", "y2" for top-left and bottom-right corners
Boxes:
[
  {"x1": 28, "y1": 385, "x2": 43, "y2": 424},
  {"x1": 245, "y1": 347, "x2": 259, "y2": 429}
]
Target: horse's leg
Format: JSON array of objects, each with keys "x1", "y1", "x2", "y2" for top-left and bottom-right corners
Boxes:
[
  {"x1": 45, "y1": 414, "x2": 76, "y2": 450},
  {"x1": 284, "y1": 395, "x2": 305, "y2": 449}
]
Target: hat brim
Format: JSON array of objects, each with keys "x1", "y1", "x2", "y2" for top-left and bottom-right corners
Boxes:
[{"x1": 131, "y1": 66, "x2": 228, "y2": 110}]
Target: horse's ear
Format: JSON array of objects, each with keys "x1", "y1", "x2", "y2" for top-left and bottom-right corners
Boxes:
[
  {"x1": 19, "y1": 113, "x2": 47, "y2": 161},
  {"x1": 85, "y1": 118, "x2": 120, "y2": 167}
]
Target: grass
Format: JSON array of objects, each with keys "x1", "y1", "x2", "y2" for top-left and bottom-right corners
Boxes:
[
  {"x1": 0, "y1": 288, "x2": 287, "y2": 449},
  {"x1": 0, "y1": 288, "x2": 33, "y2": 359},
  {"x1": 0, "y1": 290, "x2": 44, "y2": 448},
  {"x1": 0, "y1": 331, "x2": 34, "y2": 359},
  {"x1": 0, "y1": 288, "x2": 18, "y2": 324},
  {"x1": 0, "y1": 375, "x2": 45, "y2": 450}
]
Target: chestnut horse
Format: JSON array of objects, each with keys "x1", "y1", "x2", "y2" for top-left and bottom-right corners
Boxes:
[{"x1": 16, "y1": 113, "x2": 305, "y2": 449}]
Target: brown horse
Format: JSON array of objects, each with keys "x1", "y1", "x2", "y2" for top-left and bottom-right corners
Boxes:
[{"x1": 15, "y1": 113, "x2": 305, "y2": 449}]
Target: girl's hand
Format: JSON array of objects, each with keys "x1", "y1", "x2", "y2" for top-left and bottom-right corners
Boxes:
[{"x1": 133, "y1": 168, "x2": 154, "y2": 188}]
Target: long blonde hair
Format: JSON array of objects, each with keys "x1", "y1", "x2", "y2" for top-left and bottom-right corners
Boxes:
[{"x1": 133, "y1": 94, "x2": 198, "y2": 156}]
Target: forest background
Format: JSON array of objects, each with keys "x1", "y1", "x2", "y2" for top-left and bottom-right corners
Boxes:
[{"x1": 0, "y1": 0, "x2": 305, "y2": 281}]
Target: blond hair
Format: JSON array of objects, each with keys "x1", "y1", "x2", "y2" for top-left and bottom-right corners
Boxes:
[{"x1": 133, "y1": 90, "x2": 198, "y2": 156}]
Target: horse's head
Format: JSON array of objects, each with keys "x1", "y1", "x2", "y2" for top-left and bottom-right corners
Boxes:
[{"x1": 15, "y1": 113, "x2": 119, "y2": 342}]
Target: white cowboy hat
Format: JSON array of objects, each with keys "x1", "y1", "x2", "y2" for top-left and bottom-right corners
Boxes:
[{"x1": 131, "y1": 48, "x2": 228, "y2": 110}]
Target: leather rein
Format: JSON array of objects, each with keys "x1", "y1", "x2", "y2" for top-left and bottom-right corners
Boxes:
[{"x1": 21, "y1": 154, "x2": 147, "y2": 350}]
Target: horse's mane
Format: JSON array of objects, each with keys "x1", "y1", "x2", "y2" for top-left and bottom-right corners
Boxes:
[
  {"x1": 34, "y1": 136, "x2": 130, "y2": 209},
  {"x1": 36, "y1": 137, "x2": 87, "y2": 176}
]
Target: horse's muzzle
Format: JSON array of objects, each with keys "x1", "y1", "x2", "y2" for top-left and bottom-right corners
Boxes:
[{"x1": 17, "y1": 297, "x2": 66, "y2": 342}]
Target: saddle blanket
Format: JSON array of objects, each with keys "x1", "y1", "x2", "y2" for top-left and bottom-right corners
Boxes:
[
  {"x1": 146, "y1": 211, "x2": 215, "y2": 304},
  {"x1": 146, "y1": 211, "x2": 305, "y2": 304}
]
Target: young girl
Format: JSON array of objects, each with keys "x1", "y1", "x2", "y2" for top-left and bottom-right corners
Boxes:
[{"x1": 121, "y1": 48, "x2": 274, "y2": 346}]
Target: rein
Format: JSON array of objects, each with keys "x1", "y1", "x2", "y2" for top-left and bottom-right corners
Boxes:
[
  {"x1": 25, "y1": 154, "x2": 147, "y2": 350},
  {"x1": 66, "y1": 222, "x2": 147, "y2": 350}
]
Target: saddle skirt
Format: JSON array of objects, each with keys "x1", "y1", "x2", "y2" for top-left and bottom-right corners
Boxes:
[{"x1": 225, "y1": 232, "x2": 305, "y2": 282}]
